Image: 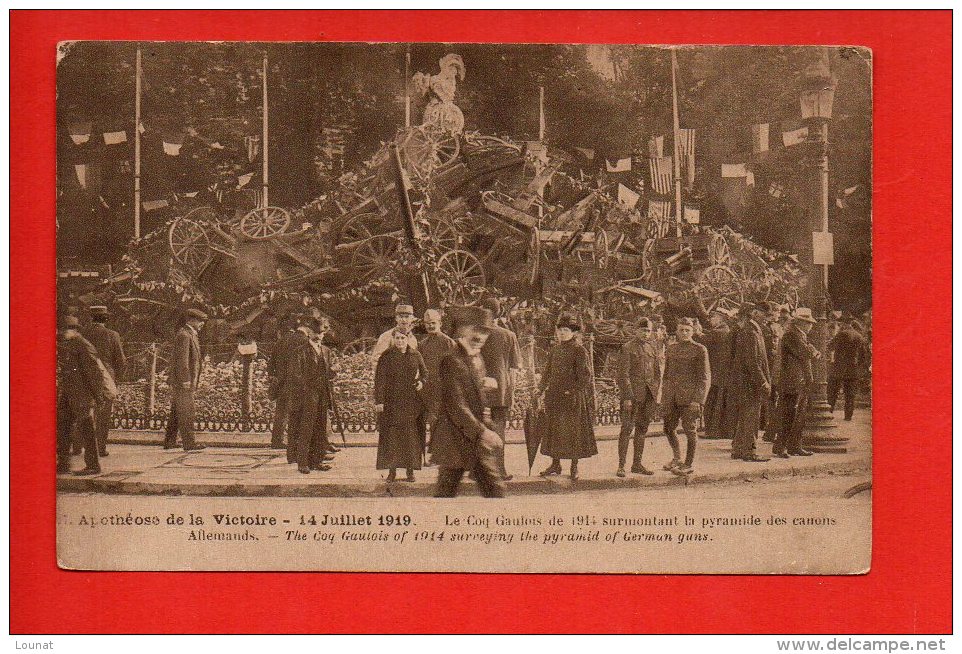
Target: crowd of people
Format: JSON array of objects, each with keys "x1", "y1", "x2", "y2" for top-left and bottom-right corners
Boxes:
[{"x1": 56, "y1": 296, "x2": 869, "y2": 498}]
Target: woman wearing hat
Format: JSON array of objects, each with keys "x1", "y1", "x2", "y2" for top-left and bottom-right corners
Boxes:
[{"x1": 537, "y1": 314, "x2": 597, "y2": 480}]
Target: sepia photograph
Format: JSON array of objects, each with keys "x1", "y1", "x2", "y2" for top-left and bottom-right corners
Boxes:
[{"x1": 54, "y1": 40, "x2": 873, "y2": 573}]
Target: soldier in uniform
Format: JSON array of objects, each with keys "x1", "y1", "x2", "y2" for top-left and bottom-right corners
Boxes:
[
  {"x1": 418, "y1": 308, "x2": 456, "y2": 461},
  {"x1": 163, "y1": 308, "x2": 208, "y2": 452},
  {"x1": 479, "y1": 298, "x2": 522, "y2": 481},
  {"x1": 828, "y1": 318, "x2": 869, "y2": 421},
  {"x1": 57, "y1": 316, "x2": 109, "y2": 475},
  {"x1": 285, "y1": 314, "x2": 335, "y2": 474},
  {"x1": 661, "y1": 317, "x2": 710, "y2": 476},
  {"x1": 730, "y1": 304, "x2": 771, "y2": 462},
  {"x1": 431, "y1": 307, "x2": 505, "y2": 498},
  {"x1": 267, "y1": 316, "x2": 298, "y2": 450},
  {"x1": 615, "y1": 317, "x2": 661, "y2": 477},
  {"x1": 538, "y1": 314, "x2": 597, "y2": 481},
  {"x1": 83, "y1": 306, "x2": 125, "y2": 457},
  {"x1": 774, "y1": 308, "x2": 821, "y2": 457}
]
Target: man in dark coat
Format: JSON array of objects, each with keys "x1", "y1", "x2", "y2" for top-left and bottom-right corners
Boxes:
[
  {"x1": 695, "y1": 307, "x2": 735, "y2": 440},
  {"x1": 285, "y1": 314, "x2": 335, "y2": 474},
  {"x1": 774, "y1": 308, "x2": 821, "y2": 457},
  {"x1": 479, "y1": 298, "x2": 522, "y2": 481},
  {"x1": 661, "y1": 317, "x2": 710, "y2": 476},
  {"x1": 418, "y1": 308, "x2": 456, "y2": 460},
  {"x1": 58, "y1": 316, "x2": 109, "y2": 475},
  {"x1": 267, "y1": 317, "x2": 298, "y2": 449},
  {"x1": 758, "y1": 302, "x2": 783, "y2": 443},
  {"x1": 163, "y1": 308, "x2": 207, "y2": 452},
  {"x1": 828, "y1": 319, "x2": 869, "y2": 421},
  {"x1": 730, "y1": 304, "x2": 771, "y2": 462},
  {"x1": 431, "y1": 307, "x2": 505, "y2": 498},
  {"x1": 83, "y1": 305, "x2": 125, "y2": 457},
  {"x1": 616, "y1": 317, "x2": 661, "y2": 477}
]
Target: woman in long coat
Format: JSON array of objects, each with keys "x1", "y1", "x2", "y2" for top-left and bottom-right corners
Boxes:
[
  {"x1": 538, "y1": 314, "x2": 597, "y2": 479},
  {"x1": 375, "y1": 330, "x2": 428, "y2": 482}
]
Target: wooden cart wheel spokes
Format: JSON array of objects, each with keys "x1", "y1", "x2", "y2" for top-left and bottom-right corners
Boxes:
[
  {"x1": 240, "y1": 206, "x2": 291, "y2": 240},
  {"x1": 424, "y1": 215, "x2": 461, "y2": 252},
  {"x1": 183, "y1": 205, "x2": 218, "y2": 224},
  {"x1": 463, "y1": 133, "x2": 522, "y2": 153},
  {"x1": 432, "y1": 129, "x2": 461, "y2": 168},
  {"x1": 341, "y1": 337, "x2": 378, "y2": 356},
  {"x1": 399, "y1": 127, "x2": 440, "y2": 182},
  {"x1": 337, "y1": 212, "x2": 385, "y2": 245},
  {"x1": 437, "y1": 249, "x2": 486, "y2": 301},
  {"x1": 708, "y1": 233, "x2": 732, "y2": 266},
  {"x1": 168, "y1": 218, "x2": 211, "y2": 272},
  {"x1": 351, "y1": 234, "x2": 401, "y2": 279},
  {"x1": 695, "y1": 264, "x2": 742, "y2": 305},
  {"x1": 593, "y1": 320, "x2": 619, "y2": 336}
]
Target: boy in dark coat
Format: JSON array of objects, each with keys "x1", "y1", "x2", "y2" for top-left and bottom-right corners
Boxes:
[{"x1": 375, "y1": 329, "x2": 428, "y2": 482}]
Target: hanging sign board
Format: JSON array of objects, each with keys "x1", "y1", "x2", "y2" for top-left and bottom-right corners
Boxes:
[{"x1": 813, "y1": 231, "x2": 834, "y2": 265}]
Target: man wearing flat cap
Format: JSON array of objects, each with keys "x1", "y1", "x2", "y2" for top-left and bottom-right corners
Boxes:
[
  {"x1": 615, "y1": 317, "x2": 661, "y2": 477},
  {"x1": 431, "y1": 306, "x2": 505, "y2": 498},
  {"x1": 163, "y1": 307, "x2": 208, "y2": 452},
  {"x1": 57, "y1": 315, "x2": 110, "y2": 475},
  {"x1": 661, "y1": 317, "x2": 710, "y2": 475},
  {"x1": 730, "y1": 303, "x2": 771, "y2": 462},
  {"x1": 774, "y1": 308, "x2": 822, "y2": 457},
  {"x1": 83, "y1": 306, "x2": 125, "y2": 457},
  {"x1": 371, "y1": 301, "x2": 419, "y2": 369}
]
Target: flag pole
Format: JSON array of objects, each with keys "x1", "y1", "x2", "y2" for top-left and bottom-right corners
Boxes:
[
  {"x1": 670, "y1": 48, "x2": 683, "y2": 238},
  {"x1": 538, "y1": 86, "x2": 545, "y2": 142},
  {"x1": 134, "y1": 47, "x2": 142, "y2": 239},
  {"x1": 262, "y1": 53, "x2": 269, "y2": 208},
  {"x1": 404, "y1": 45, "x2": 411, "y2": 128}
]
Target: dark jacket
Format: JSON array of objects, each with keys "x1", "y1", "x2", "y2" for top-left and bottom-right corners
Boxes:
[
  {"x1": 480, "y1": 324, "x2": 522, "y2": 408},
  {"x1": 662, "y1": 340, "x2": 711, "y2": 406},
  {"x1": 283, "y1": 330, "x2": 333, "y2": 406},
  {"x1": 696, "y1": 326, "x2": 733, "y2": 389},
  {"x1": 430, "y1": 343, "x2": 494, "y2": 469},
  {"x1": 780, "y1": 325, "x2": 819, "y2": 393},
  {"x1": 268, "y1": 329, "x2": 299, "y2": 398},
  {"x1": 83, "y1": 323, "x2": 125, "y2": 381},
  {"x1": 539, "y1": 339, "x2": 597, "y2": 459},
  {"x1": 731, "y1": 320, "x2": 771, "y2": 394},
  {"x1": 374, "y1": 347, "x2": 427, "y2": 425},
  {"x1": 58, "y1": 333, "x2": 107, "y2": 407},
  {"x1": 829, "y1": 328, "x2": 868, "y2": 380},
  {"x1": 618, "y1": 337, "x2": 661, "y2": 401},
  {"x1": 170, "y1": 325, "x2": 202, "y2": 388}
]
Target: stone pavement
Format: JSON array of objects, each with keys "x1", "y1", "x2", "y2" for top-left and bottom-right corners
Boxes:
[{"x1": 58, "y1": 410, "x2": 871, "y2": 497}]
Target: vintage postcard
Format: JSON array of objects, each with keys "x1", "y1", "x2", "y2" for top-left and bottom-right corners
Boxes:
[{"x1": 55, "y1": 41, "x2": 872, "y2": 573}]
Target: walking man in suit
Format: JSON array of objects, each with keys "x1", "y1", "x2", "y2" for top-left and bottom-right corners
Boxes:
[
  {"x1": 57, "y1": 315, "x2": 109, "y2": 475},
  {"x1": 83, "y1": 305, "x2": 125, "y2": 457},
  {"x1": 285, "y1": 314, "x2": 335, "y2": 474},
  {"x1": 268, "y1": 317, "x2": 298, "y2": 449},
  {"x1": 431, "y1": 307, "x2": 505, "y2": 498},
  {"x1": 163, "y1": 308, "x2": 207, "y2": 452},
  {"x1": 419, "y1": 308, "x2": 456, "y2": 462},
  {"x1": 661, "y1": 317, "x2": 710, "y2": 476},
  {"x1": 479, "y1": 298, "x2": 522, "y2": 481},
  {"x1": 828, "y1": 318, "x2": 869, "y2": 421},
  {"x1": 773, "y1": 308, "x2": 821, "y2": 457},
  {"x1": 730, "y1": 304, "x2": 771, "y2": 462},
  {"x1": 616, "y1": 317, "x2": 661, "y2": 477}
]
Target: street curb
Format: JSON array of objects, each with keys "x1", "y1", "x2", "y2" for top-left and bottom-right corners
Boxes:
[{"x1": 57, "y1": 458, "x2": 869, "y2": 498}]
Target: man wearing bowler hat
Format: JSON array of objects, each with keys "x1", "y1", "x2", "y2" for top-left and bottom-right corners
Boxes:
[
  {"x1": 773, "y1": 308, "x2": 821, "y2": 457},
  {"x1": 431, "y1": 306, "x2": 505, "y2": 498},
  {"x1": 163, "y1": 307, "x2": 208, "y2": 452},
  {"x1": 57, "y1": 315, "x2": 109, "y2": 475},
  {"x1": 83, "y1": 305, "x2": 125, "y2": 457},
  {"x1": 285, "y1": 312, "x2": 336, "y2": 474}
]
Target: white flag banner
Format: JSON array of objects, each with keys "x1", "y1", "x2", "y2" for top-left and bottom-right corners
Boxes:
[
  {"x1": 142, "y1": 199, "x2": 170, "y2": 211},
  {"x1": 721, "y1": 163, "x2": 748, "y2": 178},
  {"x1": 782, "y1": 126, "x2": 810, "y2": 147},
  {"x1": 683, "y1": 206, "x2": 700, "y2": 224},
  {"x1": 103, "y1": 130, "x2": 127, "y2": 145},
  {"x1": 244, "y1": 135, "x2": 260, "y2": 163},
  {"x1": 183, "y1": 191, "x2": 199, "y2": 198},
  {"x1": 606, "y1": 157, "x2": 632, "y2": 173},
  {"x1": 68, "y1": 122, "x2": 92, "y2": 145},
  {"x1": 649, "y1": 156, "x2": 674, "y2": 195},
  {"x1": 237, "y1": 172, "x2": 254, "y2": 188},
  {"x1": 617, "y1": 183, "x2": 640, "y2": 209},
  {"x1": 751, "y1": 123, "x2": 770, "y2": 153},
  {"x1": 74, "y1": 164, "x2": 87, "y2": 189},
  {"x1": 746, "y1": 171, "x2": 756, "y2": 187},
  {"x1": 800, "y1": 88, "x2": 835, "y2": 119},
  {"x1": 574, "y1": 147, "x2": 595, "y2": 160},
  {"x1": 163, "y1": 141, "x2": 183, "y2": 156}
]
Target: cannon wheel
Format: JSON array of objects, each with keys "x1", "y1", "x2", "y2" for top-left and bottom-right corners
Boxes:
[
  {"x1": 336, "y1": 212, "x2": 385, "y2": 244},
  {"x1": 708, "y1": 233, "x2": 732, "y2": 266},
  {"x1": 168, "y1": 217, "x2": 211, "y2": 272},
  {"x1": 341, "y1": 337, "x2": 378, "y2": 356},
  {"x1": 437, "y1": 249, "x2": 486, "y2": 302},
  {"x1": 424, "y1": 214, "x2": 461, "y2": 252},
  {"x1": 399, "y1": 126, "x2": 461, "y2": 182},
  {"x1": 240, "y1": 206, "x2": 291, "y2": 240},
  {"x1": 351, "y1": 234, "x2": 401, "y2": 279},
  {"x1": 695, "y1": 264, "x2": 742, "y2": 308}
]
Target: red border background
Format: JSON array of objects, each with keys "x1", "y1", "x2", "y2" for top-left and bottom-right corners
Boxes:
[{"x1": 11, "y1": 10, "x2": 952, "y2": 634}]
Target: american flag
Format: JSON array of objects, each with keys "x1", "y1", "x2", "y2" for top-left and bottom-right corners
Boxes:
[
  {"x1": 677, "y1": 128, "x2": 696, "y2": 187},
  {"x1": 648, "y1": 156, "x2": 674, "y2": 195},
  {"x1": 647, "y1": 199, "x2": 672, "y2": 220}
]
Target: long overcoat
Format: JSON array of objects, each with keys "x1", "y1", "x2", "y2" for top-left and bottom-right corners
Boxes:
[
  {"x1": 374, "y1": 347, "x2": 428, "y2": 470},
  {"x1": 429, "y1": 343, "x2": 494, "y2": 470},
  {"x1": 539, "y1": 339, "x2": 597, "y2": 460}
]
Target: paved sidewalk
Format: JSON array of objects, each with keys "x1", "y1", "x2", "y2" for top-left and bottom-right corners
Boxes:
[{"x1": 59, "y1": 411, "x2": 871, "y2": 497}]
